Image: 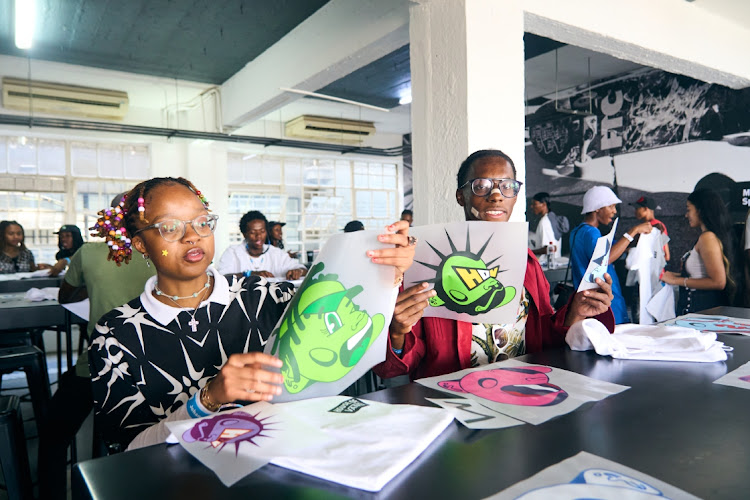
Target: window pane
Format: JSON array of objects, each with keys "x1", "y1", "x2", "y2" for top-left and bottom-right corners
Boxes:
[
  {"x1": 335, "y1": 161, "x2": 351, "y2": 187},
  {"x1": 369, "y1": 174, "x2": 383, "y2": 189},
  {"x1": 246, "y1": 158, "x2": 262, "y2": 183},
  {"x1": 285, "y1": 159, "x2": 301, "y2": 185},
  {"x1": 262, "y1": 159, "x2": 282, "y2": 185},
  {"x1": 38, "y1": 140, "x2": 65, "y2": 176},
  {"x1": 71, "y1": 143, "x2": 98, "y2": 177},
  {"x1": 124, "y1": 146, "x2": 150, "y2": 179},
  {"x1": 355, "y1": 191, "x2": 371, "y2": 217},
  {"x1": 372, "y1": 191, "x2": 387, "y2": 217},
  {"x1": 0, "y1": 138, "x2": 6, "y2": 173},
  {"x1": 318, "y1": 160, "x2": 334, "y2": 186},
  {"x1": 303, "y1": 159, "x2": 318, "y2": 186},
  {"x1": 99, "y1": 146, "x2": 124, "y2": 178},
  {"x1": 368, "y1": 163, "x2": 382, "y2": 175},
  {"x1": 8, "y1": 137, "x2": 37, "y2": 175}
]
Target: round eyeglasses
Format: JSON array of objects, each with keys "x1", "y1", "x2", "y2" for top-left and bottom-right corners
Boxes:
[
  {"x1": 134, "y1": 214, "x2": 219, "y2": 242},
  {"x1": 460, "y1": 178, "x2": 523, "y2": 198}
]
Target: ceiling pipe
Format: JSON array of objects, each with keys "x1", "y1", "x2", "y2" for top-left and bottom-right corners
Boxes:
[{"x1": 0, "y1": 114, "x2": 404, "y2": 157}]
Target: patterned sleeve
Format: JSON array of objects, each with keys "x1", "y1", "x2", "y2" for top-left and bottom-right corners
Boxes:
[
  {"x1": 239, "y1": 275, "x2": 295, "y2": 338},
  {"x1": 88, "y1": 309, "x2": 160, "y2": 448}
]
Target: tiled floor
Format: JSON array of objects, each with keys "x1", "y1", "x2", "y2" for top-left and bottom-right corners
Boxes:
[{"x1": 0, "y1": 350, "x2": 94, "y2": 500}]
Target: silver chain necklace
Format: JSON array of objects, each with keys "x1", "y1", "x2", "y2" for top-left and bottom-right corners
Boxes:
[{"x1": 154, "y1": 273, "x2": 212, "y2": 332}]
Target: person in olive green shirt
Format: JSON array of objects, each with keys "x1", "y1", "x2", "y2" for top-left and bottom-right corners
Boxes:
[{"x1": 39, "y1": 240, "x2": 155, "y2": 499}]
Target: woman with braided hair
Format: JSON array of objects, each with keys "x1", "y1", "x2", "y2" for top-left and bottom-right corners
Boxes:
[{"x1": 88, "y1": 176, "x2": 416, "y2": 451}]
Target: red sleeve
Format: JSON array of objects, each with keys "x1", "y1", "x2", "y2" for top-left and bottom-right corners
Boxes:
[
  {"x1": 524, "y1": 249, "x2": 614, "y2": 353},
  {"x1": 372, "y1": 319, "x2": 427, "y2": 379}
]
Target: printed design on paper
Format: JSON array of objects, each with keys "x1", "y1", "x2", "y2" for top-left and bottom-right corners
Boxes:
[
  {"x1": 515, "y1": 468, "x2": 669, "y2": 499},
  {"x1": 673, "y1": 315, "x2": 750, "y2": 335},
  {"x1": 328, "y1": 397, "x2": 369, "y2": 414},
  {"x1": 182, "y1": 412, "x2": 274, "y2": 453},
  {"x1": 417, "y1": 227, "x2": 516, "y2": 315},
  {"x1": 271, "y1": 262, "x2": 385, "y2": 394},
  {"x1": 438, "y1": 366, "x2": 568, "y2": 406}
]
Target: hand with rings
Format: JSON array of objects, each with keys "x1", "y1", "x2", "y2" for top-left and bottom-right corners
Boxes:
[
  {"x1": 366, "y1": 220, "x2": 417, "y2": 278},
  {"x1": 207, "y1": 352, "x2": 284, "y2": 404}
]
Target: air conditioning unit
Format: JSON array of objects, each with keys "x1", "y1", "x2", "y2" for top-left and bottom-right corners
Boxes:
[
  {"x1": 285, "y1": 115, "x2": 375, "y2": 144},
  {"x1": 2, "y1": 78, "x2": 129, "y2": 120}
]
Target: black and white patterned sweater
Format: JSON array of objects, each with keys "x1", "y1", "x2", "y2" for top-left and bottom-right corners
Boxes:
[{"x1": 89, "y1": 268, "x2": 294, "y2": 449}]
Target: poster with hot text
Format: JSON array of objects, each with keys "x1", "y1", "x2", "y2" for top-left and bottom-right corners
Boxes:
[{"x1": 405, "y1": 221, "x2": 527, "y2": 324}]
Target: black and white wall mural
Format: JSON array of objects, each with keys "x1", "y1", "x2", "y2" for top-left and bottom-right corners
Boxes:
[{"x1": 525, "y1": 68, "x2": 750, "y2": 272}]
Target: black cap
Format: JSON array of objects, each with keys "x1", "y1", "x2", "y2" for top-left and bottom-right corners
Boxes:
[
  {"x1": 267, "y1": 221, "x2": 286, "y2": 228},
  {"x1": 629, "y1": 196, "x2": 656, "y2": 210},
  {"x1": 54, "y1": 225, "x2": 80, "y2": 234},
  {"x1": 343, "y1": 220, "x2": 365, "y2": 232}
]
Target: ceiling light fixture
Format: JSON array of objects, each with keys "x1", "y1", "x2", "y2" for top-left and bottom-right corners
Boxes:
[
  {"x1": 15, "y1": 0, "x2": 36, "y2": 49},
  {"x1": 398, "y1": 92, "x2": 412, "y2": 106},
  {"x1": 280, "y1": 87, "x2": 389, "y2": 112},
  {"x1": 242, "y1": 154, "x2": 257, "y2": 160}
]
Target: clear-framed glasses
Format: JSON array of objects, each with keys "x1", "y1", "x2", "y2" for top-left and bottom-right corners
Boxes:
[
  {"x1": 460, "y1": 178, "x2": 523, "y2": 198},
  {"x1": 134, "y1": 214, "x2": 219, "y2": 242}
]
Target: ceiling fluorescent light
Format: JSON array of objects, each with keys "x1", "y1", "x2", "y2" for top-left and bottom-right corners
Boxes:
[
  {"x1": 280, "y1": 87, "x2": 389, "y2": 113},
  {"x1": 242, "y1": 154, "x2": 257, "y2": 160},
  {"x1": 15, "y1": 0, "x2": 36, "y2": 49},
  {"x1": 399, "y1": 92, "x2": 412, "y2": 105}
]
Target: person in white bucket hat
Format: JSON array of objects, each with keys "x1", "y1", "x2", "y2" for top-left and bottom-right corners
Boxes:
[{"x1": 570, "y1": 186, "x2": 653, "y2": 324}]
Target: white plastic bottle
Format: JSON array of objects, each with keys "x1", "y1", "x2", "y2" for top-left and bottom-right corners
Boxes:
[{"x1": 547, "y1": 242, "x2": 556, "y2": 268}]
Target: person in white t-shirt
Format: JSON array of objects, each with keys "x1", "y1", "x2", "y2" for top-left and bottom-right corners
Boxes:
[
  {"x1": 529, "y1": 192, "x2": 562, "y2": 261},
  {"x1": 217, "y1": 210, "x2": 307, "y2": 280}
]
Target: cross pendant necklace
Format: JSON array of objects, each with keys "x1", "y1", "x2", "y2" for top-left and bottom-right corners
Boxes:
[{"x1": 188, "y1": 316, "x2": 199, "y2": 332}]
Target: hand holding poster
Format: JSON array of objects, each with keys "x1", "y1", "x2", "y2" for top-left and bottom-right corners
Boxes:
[
  {"x1": 264, "y1": 230, "x2": 396, "y2": 402},
  {"x1": 577, "y1": 218, "x2": 619, "y2": 292},
  {"x1": 404, "y1": 221, "x2": 527, "y2": 325}
]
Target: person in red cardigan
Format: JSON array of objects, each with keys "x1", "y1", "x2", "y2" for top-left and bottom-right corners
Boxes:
[{"x1": 374, "y1": 149, "x2": 616, "y2": 380}]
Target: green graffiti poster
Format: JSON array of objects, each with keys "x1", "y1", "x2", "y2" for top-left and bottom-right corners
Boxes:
[
  {"x1": 405, "y1": 221, "x2": 527, "y2": 324},
  {"x1": 264, "y1": 230, "x2": 395, "y2": 402}
]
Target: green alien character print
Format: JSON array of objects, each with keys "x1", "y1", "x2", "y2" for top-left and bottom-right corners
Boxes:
[
  {"x1": 271, "y1": 262, "x2": 385, "y2": 394},
  {"x1": 417, "y1": 228, "x2": 516, "y2": 315}
]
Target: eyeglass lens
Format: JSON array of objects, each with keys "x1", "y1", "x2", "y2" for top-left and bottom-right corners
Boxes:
[
  {"x1": 159, "y1": 215, "x2": 216, "y2": 241},
  {"x1": 471, "y1": 178, "x2": 520, "y2": 198}
]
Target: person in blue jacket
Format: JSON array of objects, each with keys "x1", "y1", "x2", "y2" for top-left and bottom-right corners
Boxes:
[{"x1": 570, "y1": 186, "x2": 652, "y2": 324}]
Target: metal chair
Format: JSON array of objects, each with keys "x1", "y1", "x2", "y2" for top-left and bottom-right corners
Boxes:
[{"x1": 0, "y1": 395, "x2": 34, "y2": 500}]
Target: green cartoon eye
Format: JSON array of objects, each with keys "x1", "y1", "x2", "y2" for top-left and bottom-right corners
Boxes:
[{"x1": 324, "y1": 312, "x2": 343, "y2": 334}]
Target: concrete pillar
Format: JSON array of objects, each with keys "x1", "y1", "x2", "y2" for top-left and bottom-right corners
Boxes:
[{"x1": 410, "y1": 0, "x2": 526, "y2": 224}]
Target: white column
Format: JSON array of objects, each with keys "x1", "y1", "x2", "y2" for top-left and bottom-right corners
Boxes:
[{"x1": 410, "y1": 0, "x2": 526, "y2": 224}]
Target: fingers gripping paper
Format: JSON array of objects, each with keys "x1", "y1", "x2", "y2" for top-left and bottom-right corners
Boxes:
[
  {"x1": 264, "y1": 231, "x2": 395, "y2": 402},
  {"x1": 405, "y1": 221, "x2": 528, "y2": 324},
  {"x1": 578, "y1": 218, "x2": 619, "y2": 292}
]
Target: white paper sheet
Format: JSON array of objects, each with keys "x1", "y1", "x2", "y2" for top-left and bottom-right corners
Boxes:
[
  {"x1": 487, "y1": 451, "x2": 701, "y2": 499},
  {"x1": 405, "y1": 221, "x2": 528, "y2": 325},
  {"x1": 263, "y1": 230, "x2": 395, "y2": 402},
  {"x1": 270, "y1": 396, "x2": 454, "y2": 491},
  {"x1": 61, "y1": 298, "x2": 90, "y2": 321},
  {"x1": 425, "y1": 397, "x2": 523, "y2": 429},
  {"x1": 578, "y1": 218, "x2": 619, "y2": 292},
  {"x1": 714, "y1": 361, "x2": 750, "y2": 390},
  {"x1": 417, "y1": 359, "x2": 629, "y2": 425}
]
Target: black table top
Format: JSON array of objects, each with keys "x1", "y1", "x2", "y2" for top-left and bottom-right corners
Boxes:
[
  {"x1": 73, "y1": 308, "x2": 750, "y2": 500},
  {"x1": 0, "y1": 275, "x2": 62, "y2": 293}
]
